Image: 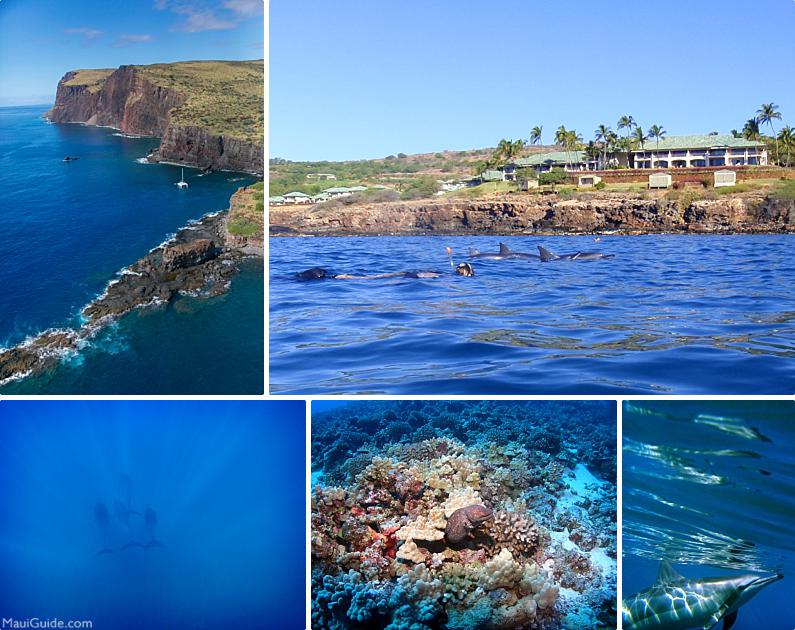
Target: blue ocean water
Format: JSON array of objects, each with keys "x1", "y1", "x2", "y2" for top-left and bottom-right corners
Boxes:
[
  {"x1": 0, "y1": 400, "x2": 306, "y2": 630},
  {"x1": 0, "y1": 105, "x2": 262, "y2": 393},
  {"x1": 270, "y1": 235, "x2": 795, "y2": 394},
  {"x1": 623, "y1": 400, "x2": 795, "y2": 629}
]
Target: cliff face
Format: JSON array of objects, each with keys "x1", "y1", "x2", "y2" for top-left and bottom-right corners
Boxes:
[
  {"x1": 269, "y1": 193, "x2": 795, "y2": 236},
  {"x1": 47, "y1": 66, "x2": 184, "y2": 134},
  {"x1": 158, "y1": 125, "x2": 264, "y2": 174},
  {"x1": 47, "y1": 65, "x2": 262, "y2": 174}
]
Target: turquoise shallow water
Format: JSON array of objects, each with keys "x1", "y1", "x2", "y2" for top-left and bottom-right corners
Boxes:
[
  {"x1": 623, "y1": 400, "x2": 795, "y2": 629},
  {"x1": 270, "y1": 234, "x2": 795, "y2": 394},
  {"x1": 0, "y1": 105, "x2": 263, "y2": 393}
]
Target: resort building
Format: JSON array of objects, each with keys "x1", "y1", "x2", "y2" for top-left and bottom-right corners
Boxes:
[
  {"x1": 510, "y1": 150, "x2": 589, "y2": 173},
  {"x1": 631, "y1": 135, "x2": 767, "y2": 169},
  {"x1": 283, "y1": 191, "x2": 313, "y2": 204}
]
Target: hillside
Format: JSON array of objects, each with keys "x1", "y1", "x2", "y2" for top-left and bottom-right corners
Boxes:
[
  {"x1": 269, "y1": 146, "x2": 554, "y2": 196},
  {"x1": 48, "y1": 60, "x2": 263, "y2": 174}
]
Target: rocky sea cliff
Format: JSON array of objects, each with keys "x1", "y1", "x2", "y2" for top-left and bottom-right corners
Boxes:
[
  {"x1": 270, "y1": 192, "x2": 795, "y2": 236},
  {"x1": 47, "y1": 64, "x2": 263, "y2": 175}
]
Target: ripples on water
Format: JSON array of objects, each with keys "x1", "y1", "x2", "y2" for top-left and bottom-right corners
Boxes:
[
  {"x1": 623, "y1": 400, "x2": 795, "y2": 575},
  {"x1": 269, "y1": 235, "x2": 795, "y2": 394}
]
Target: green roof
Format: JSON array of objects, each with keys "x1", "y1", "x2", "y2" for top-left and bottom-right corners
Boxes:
[
  {"x1": 632, "y1": 134, "x2": 764, "y2": 151},
  {"x1": 284, "y1": 191, "x2": 312, "y2": 198},
  {"x1": 322, "y1": 186, "x2": 354, "y2": 193},
  {"x1": 513, "y1": 150, "x2": 587, "y2": 167},
  {"x1": 480, "y1": 170, "x2": 504, "y2": 181}
]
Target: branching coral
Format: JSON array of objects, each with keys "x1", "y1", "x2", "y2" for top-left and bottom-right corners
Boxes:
[{"x1": 396, "y1": 507, "x2": 447, "y2": 542}]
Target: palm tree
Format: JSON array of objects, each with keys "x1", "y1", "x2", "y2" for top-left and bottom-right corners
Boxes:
[
  {"x1": 497, "y1": 138, "x2": 512, "y2": 161},
  {"x1": 617, "y1": 115, "x2": 636, "y2": 139},
  {"x1": 529, "y1": 126, "x2": 543, "y2": 147},
  {"x1": 742, "y1": 118, "x2": 761, "y2": 141},
  {"x1": 617, "y1": 115, "x2": 637, "y2": 167},
  {"x1": 566, "y1": 130, "x2": 583, "y2": 169},
  {"x1": 778, "y1": 126, "x2": 794, "y2": 168},
  {"x1": 632, "y1": 126, "x2": 648, "y2": 149},
  {"x1": 648, "y1": 124, "x2": 666, "y2": 166},
  {"x1": 757, "y1": 103, "x2": 783, "y2": 164},
  {"x1": 594, "y1": 124, "x2": 611, "y2": 170},
  {"x1": 555, "y1": 125, "x2": 570, "y2": 168}
]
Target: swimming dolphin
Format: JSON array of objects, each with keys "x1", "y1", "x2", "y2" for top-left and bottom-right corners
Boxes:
[
  {"x1": 94, "y1": 501, "x2": 116, "y2": 556},
  {"x1": 622, "y1": 560, "x2": 783, "y2": 630},
  {"x1": 144, "y1": 507, "x2": 165, "y2": 549},
  {"x1": 467, "y1": 243, "x2": 540, "y2": 260},
  {"x1": 537, "y1": 245, "x2": 615, "y2": 262}
]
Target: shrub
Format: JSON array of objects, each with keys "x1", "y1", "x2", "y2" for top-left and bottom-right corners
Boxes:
[
  {"x1": 594, "y1": 181, "x2": 606, "y2": 190},
  {"x1": 400, "y1": 176, "x2": 440, "y2": 200},
  {"x1": 538, "y1": 168, "x2": 568, "y2": 188}
]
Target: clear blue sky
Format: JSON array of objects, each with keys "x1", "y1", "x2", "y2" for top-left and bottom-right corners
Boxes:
[
  {"x1": 271, "y1": 0, "x2": 795, "y2": 161},
  {"x1": 0, "y1": 0, "x2": 263, "y2": 106}
]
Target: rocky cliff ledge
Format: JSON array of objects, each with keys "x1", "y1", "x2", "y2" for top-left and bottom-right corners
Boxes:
[
  {"x1": 269, "y1": 192, "x2": 795, "y2": 236},
  {"x1": 47, "y1": 61, "x2": 263, "y2": 175}
]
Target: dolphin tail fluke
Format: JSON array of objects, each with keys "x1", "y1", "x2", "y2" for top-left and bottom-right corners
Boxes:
[
  {"x1": 468, "y1": 248, "x2": 480, "y2": 256},
  {"x1": 722, "y1": 611, "x2": 738, "y2": 630},
  {"x1": 537, "y1": 245, "x2": 557, "y2": 262},
  {"x1": 95, "y1": 547, "x2": 117, "y2": 557},
  {"x1": 121, "y1": 541, "x2": 145, "y2": 550},
  {"x1": 145, "y1": 539, "x2": 165, "y2": 549}
]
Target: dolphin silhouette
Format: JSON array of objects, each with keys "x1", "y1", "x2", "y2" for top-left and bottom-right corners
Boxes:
[
  {"x1": 622, "y1": 560, "x2": 783, "y2": 630},
  {"x1": 537, "y1": 245, "x2": 615, "y2": 262},
  {"x1": 467, "y1": 243, "x2": 540, "y2": 260},
  {"x1": 144, "y1": 507, "x2": 165, "y2": 549},
  {"x1": 94, "y1": 501, "x2": 116, "y2": 556}
]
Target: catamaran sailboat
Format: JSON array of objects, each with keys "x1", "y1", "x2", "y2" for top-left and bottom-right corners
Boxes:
[{"x1": 176, "y1": 168, "x2": 188, "y2": 188}]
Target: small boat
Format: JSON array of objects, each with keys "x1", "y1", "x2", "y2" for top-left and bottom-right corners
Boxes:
[{"x1": 176, "y1": 168, "x2": 188, "y2": 189}]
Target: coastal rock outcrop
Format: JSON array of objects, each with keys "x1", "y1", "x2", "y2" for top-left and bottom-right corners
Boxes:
[
  {"x1": 270, "y1": 192, "x2": 794, "y2": 236},
  {"x1": 0, "y1": 208, "x2": 262, "y2": 386},
  {"x1": 162, "y1": 239, "x2": 217, "y2": 271}
]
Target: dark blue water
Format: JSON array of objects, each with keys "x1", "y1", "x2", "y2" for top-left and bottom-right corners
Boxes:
[
  {"x1": 0, "y1": 400, "x2": 306, "y2": 630},
  {"x1": 270, "y1": 235, "x2": 795, "y2": 394},
  {"x1": 623, "y1": 400, "x2": 795, "y2": 629},
  {"x1": 0, "y1": 106, "x2": 263, "y2": 393}
]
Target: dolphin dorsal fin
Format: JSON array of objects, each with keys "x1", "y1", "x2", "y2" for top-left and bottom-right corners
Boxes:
[
  {"x1": 538, "y1": 245, "x2": 557, "y2": 262},
  {"x1": 656, "y1": 560, "x2": 684, "y2": 584},
  {"x1": 499, "y1": 242, "x2": 513, "y2": 255}
]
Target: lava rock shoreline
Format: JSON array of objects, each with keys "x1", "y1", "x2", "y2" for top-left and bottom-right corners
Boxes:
[{"x1": 0, "y1": 211, "x2": 259, "y2": 386}]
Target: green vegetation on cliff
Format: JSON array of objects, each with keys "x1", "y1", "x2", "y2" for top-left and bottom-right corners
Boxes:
[
  {"x1": 228, "y1": 181, "x2": 264, "y2": 237},
  {"x1": 138, "y1": 60, "x2": 263, "y2": 144},
  {"x1": 63, "y1": 68, "x2": 115, "y2": 92}
]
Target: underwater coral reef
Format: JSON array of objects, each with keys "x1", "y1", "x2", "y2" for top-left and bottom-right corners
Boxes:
[{"x1": 311, "y1": 401, "x2": 617, "y2": 629}]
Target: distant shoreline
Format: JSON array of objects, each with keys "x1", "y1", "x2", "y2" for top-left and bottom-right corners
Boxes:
[{"x1": 269, "y1": 191, "x2": 795, "y2": 237}]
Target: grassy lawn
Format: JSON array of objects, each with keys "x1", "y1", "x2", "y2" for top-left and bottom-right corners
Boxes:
[{"x1": 446, "y1": 181, "x2": 518, "y2": 198}]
